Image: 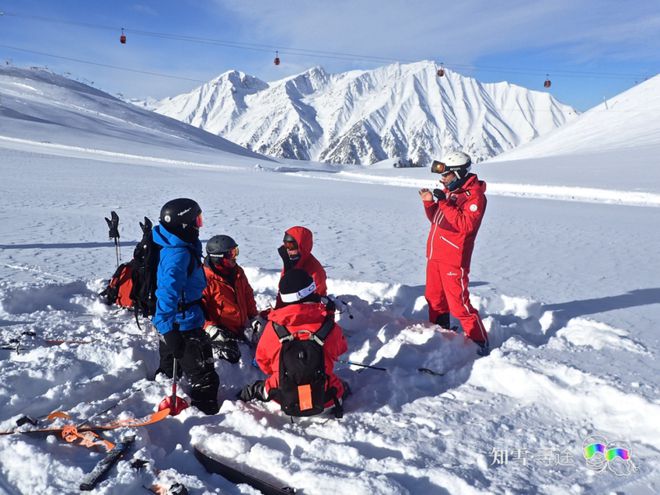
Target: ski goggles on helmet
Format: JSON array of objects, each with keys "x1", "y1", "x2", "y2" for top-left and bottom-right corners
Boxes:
[
  {"x1": 209, "y1": 246, "x2": 239, "y2": 260},
  {"x1": 280, "y1": 280, "x2": 317, "y2": 303},
  {"x1": 431, "y1": 160, "x2": 454, "y2": 175},
  {"x1": 195, "y1": 213, "x2": 204, "y2": 228}
]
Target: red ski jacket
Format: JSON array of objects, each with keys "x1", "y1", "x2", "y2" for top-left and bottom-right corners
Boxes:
[
  {"x1": 202, "y1": 262, "x2": 258, "y2": 336},
  {"x1": 423, "y1": 174, "x2": 487, "y2": 267},
  {"x1": 279, "y1": 226, "x2": 327, "y2": 297},
  {"x1": 256, "y1": 302, "x2": 347, "y2": 404}
]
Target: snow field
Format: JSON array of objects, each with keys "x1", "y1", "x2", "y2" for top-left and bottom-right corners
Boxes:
[
  {"x1": 2, "y1": 268, "x2": 656, "y2": 494},
  {"x1": 2, "y1": 64, "x2": 659, "y2": 494}
]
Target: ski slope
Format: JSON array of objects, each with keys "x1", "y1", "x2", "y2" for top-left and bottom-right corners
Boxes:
[{"x1": 0, "y1": 68, "x2": 659, "y2": 495}]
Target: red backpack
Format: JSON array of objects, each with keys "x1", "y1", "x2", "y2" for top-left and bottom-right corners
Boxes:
[
  {"x1": 99, "y1": 262, "x2": 135, "y2": 308},
  {"x1": 99, "y1": 217, "x2": 160, "y2": 318}
]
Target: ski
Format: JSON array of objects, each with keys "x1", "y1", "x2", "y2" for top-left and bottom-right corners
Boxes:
[
  {"x1": 0, "y1": 408, "x2": 170, "y2": 436},
  {"x1": 79, "y1": 435, "x2": 135, "y2": 491},
  {"x1": 194, "y1": 446, "x2": 296, "y2": 495}
]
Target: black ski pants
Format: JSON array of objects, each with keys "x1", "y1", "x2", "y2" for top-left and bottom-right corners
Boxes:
[{"x1": 159, "y1": 328, "x2": 220, "y2": 415}]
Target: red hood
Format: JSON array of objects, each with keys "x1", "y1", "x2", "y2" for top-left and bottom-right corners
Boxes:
[
  {"x1": 285, "y1": 226, "x2": 314, "y2": 264},
  {"x1": 269, "y1": 302, "x2": 328, "y2": 329}
]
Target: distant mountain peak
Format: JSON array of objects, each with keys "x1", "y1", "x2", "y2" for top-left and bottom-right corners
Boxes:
[{"x1": 151, "y1": 61, "x2": 578, "y2": 165}]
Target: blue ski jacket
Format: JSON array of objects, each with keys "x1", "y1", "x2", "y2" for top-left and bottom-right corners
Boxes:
[{"x1": 152, "y1": 225, "x2": 206, "y2": 334}]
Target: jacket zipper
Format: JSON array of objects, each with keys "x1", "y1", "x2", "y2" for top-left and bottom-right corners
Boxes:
[
  {"x1": 440, "y1": 236, "x2": 460, "y2": 249},
  {"x1": 429, "y1": 209, "x2": 444, "y2": 258}
]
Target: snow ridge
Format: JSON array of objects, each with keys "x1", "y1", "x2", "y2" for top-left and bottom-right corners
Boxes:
[{"x1": 151, "y1": 61, "x2": 578, "y2": 165}]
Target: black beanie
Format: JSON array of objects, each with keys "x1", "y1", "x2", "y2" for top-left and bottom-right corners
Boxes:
[{"x1": 279, "y1": 269, "x2": 316, "y2": 303}]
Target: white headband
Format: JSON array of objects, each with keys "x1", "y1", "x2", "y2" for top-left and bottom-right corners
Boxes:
[{"x1": 280, "y1": 281, "x2": 317, "y2": 303}]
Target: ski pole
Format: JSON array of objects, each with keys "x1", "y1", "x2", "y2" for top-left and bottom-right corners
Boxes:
[
  {"x1": 170, "y1": 359, "x2": 178, "y2": 408},
  {"x1": 338, "y1": 359, "x2": 386, "y2": 371},
  {"x1": 114, "y1": 238, "x2": 120, "y2": 267},
  {"x1": 105, "y1": 211, "x2": 120, "y2": 267}
]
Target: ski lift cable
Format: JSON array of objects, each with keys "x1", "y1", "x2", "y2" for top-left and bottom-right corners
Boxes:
[
  {"x1": 0, "y1": 10, "x2": 651, "y2": 81},
  {"x1": 0, "y1": 42, "x2": 649, "y2": 114},
  {"x1": 0, "y1": 44, "x2": 208, "y2": 83},
  {"x1": 1, "y1": 44, "x2": 641, "y2": 113},
  {"x1": 0, "y1": 11, "x2": 398, "y2": 63}
]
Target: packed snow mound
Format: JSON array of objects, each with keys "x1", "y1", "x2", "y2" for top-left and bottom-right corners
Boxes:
[
  {"x1": 0, "y1": 66, "x2": 268, "y2": 166},
  {"x1": 489, "y1": 74, "x2": 660, "y2": 161},
  {"x1": 151, "y1": 61, "x2": 577, "y2": 165}
]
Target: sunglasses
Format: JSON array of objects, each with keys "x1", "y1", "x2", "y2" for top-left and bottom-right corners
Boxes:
[
  {"x1": 195, "y1": 214, "x2": 203, "y2": 228},
  {"x1": 283, "y1": 240, "x2": 298, "y2": 250}
]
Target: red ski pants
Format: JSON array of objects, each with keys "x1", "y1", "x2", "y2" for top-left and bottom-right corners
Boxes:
[{"x1": 425, "y1": 260, "x2": 488, "y2": 344}]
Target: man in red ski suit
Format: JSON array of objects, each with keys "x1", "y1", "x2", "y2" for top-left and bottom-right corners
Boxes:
[{"x1": 419, "y1": 151, "x2": 490, "y2": 355}]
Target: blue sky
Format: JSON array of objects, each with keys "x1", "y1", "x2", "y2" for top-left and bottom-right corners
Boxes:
[{"x1": 1, "y1": 0, "x2": 658, "y2": 111}]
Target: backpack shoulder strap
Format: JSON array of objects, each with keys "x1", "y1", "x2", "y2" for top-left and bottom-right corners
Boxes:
[
  {"x1": 185, "y1": 246, "x2": 199, "y2": 276},
  {"x1": 311, "y1": 315, "x2": 335, "y2": 346},
  {"x1": 272, "y1": 322, "x2": 294, "y2": 342}
]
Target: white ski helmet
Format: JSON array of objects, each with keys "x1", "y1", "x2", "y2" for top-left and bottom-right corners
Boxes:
[{"x1": 431, "y1": 151, "x2": 472, "y2": 178}]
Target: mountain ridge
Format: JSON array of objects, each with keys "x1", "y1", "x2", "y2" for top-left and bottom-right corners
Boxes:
[{"x1": 150, "y1": 60, "x2": 578, "y2": 165}]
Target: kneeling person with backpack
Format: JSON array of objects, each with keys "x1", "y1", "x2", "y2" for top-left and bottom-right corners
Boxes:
[
  {"x1": 240, "y1": 269, "x2": 349, "y2": 417},
  {"x1": 153, "y1": 198, "x2": 220, "y2": 415}
]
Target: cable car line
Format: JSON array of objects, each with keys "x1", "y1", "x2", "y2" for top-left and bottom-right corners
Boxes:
[{"x1": 0, "y1": 10, "x2": 651, "y2": 82}]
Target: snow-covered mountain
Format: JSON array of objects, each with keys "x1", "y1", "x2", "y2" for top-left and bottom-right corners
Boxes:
[
  {"x1": 489, "y1": 74, "x2": 660, "y2": 161},
  {"x1": 0, "y1": 66, "x2": 269, "y2": 167},
  {"x1": 150, "y1": 61, "x2": 577, "y2": 165},
  {"x1": 479, "y1": 73, "x2": 660, "y2": 193}
]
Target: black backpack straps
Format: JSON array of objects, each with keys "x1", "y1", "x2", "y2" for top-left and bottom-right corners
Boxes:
[
  {"x1": 310, "y1": 315, "x2": 335, "y2": 346},
  {"x1": 272, "y1": 322, "x2": 294, "y2": 343},
  {"x1": 186, "y1": 246, "x2": 200, "y2": 276}
]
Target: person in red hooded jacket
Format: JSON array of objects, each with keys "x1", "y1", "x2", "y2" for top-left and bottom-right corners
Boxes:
[
  {"x1": 240, "y1": 269, "x2": 348, "y2": 415},
  {"x1": 276, "y1": 226, "x2": 327, "y2": 304},
  {"x1": 202, "y1": 235, "x2": 259, "y2": 363},
  {"x1": 418, "y1": 151, "x2": 490, "y2": 356}
]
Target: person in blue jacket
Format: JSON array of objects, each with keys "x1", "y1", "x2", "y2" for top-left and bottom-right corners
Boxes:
[{"x1": 153, "y1": 197, "x2": 220, "y2": 415}]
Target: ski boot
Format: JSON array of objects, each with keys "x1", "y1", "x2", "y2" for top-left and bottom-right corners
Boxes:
[{"x1": 476, "y1": 340, "x2": 490, "y2": 357}]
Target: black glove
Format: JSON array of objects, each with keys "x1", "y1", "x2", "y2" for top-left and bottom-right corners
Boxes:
[
  {"x1": 162, "y1": 330, "x2": 186, "y2": 359},
  {"x1": 321, "y1": 296, "x2": 336, "y2": 313},
  {"x1": 208, "y1": 328, "x2": 241, "y2": 364},
  {"x1": 278, "y1": 245, "x2": 295, "y2": 272},
  {"x1": 105, "y1": 211, "x2": 120, "y2": 239},
  {"x1": 239, "y1": 380, "x2": 268, "y2": 402},
  {"x1": 432, "y1": 189, "x2": 446, "y2": 201},
  {"x1": 139, "y1": 216, "x2": 152, "y2": 234}
]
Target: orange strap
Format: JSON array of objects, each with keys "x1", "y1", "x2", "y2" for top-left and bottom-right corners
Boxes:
[
  {"x1": 61, "y1": 425, "x2": 115, "y2": 452},
  {"x1": 46, "y1": 411, "x2": 71, "y2": 421}
]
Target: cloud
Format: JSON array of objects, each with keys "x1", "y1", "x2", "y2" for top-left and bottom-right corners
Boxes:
[
  {"x1": 217, "y1": 0, "x2": 660, "y2": 69},
  {"x1": 131, "y1": 4, "x2": 159, "y2": 17}
]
